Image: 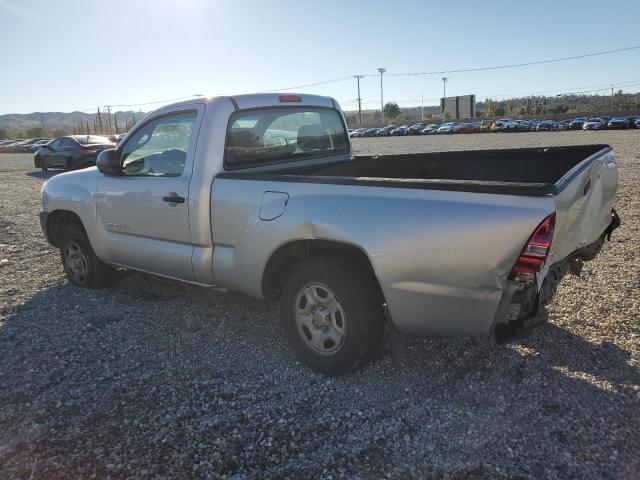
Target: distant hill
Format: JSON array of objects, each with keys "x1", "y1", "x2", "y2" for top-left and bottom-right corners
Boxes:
[{"x1": 0, "y1": 111, "x2": 145, "y2": 138}]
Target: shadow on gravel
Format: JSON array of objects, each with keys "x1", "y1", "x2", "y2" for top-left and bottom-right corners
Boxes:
[
  {"x1": 1, "y1": 278, "x2": 638, "y2": 479},
  {"x1": 25, "y1": 171, "x2": 59, "y2": 179}
]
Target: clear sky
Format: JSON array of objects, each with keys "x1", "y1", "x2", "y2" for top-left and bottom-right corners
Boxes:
[{"x1": 1, "y1": 0, "x2": 639, "y2": 114}]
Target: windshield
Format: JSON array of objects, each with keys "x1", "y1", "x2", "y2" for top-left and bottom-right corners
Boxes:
[{"x1": 225, "y1": 107, "x2": 348, "y2": 168}]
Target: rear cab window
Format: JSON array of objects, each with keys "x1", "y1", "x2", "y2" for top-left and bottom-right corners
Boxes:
[{"x1": 224, "y1": 107, "x2": 349, "y2": 169}]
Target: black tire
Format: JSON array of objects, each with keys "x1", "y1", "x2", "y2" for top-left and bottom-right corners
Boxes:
[
  {"x1": 66, "y1": 157, "x2": 76, "y2": 171},
  {"x1": 59, "y1": 224, "x2": 114, "y2": 288},
  {"x1": 34, "y1": 155, "x2": 41, "y2": 168},
  {"x1": 280, "y1": 256, "x2": 385, "y2": 375},
  {"x1": 41, "y1": 158, "x2": 48, "y2": 172}
]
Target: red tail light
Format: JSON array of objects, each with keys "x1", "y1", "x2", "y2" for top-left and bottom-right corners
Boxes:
[
  {"x1": 279, "y1": 95, "x2": 302, "y2": 102},
  {"x1": 511, "y1": 213, "x2": 556, "y2": 275}
]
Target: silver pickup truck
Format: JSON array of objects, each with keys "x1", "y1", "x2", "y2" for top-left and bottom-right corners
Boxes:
[{"x1": 39, "y1": 93, "x2": 619, "y2": 374}]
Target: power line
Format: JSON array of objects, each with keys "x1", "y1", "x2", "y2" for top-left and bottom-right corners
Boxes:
[
  {"x1": 70, "y1": 94, "x2": 205, "y2": 114},
  {"x1": 360, "y1": 46, "x2": 640, "y2": 77},
  {"x1": 255, "y1": 76, "x2": 354, "y2": 93},
  {"x1": 109, "y1": 95, "x2": 204, "y2": 108}
]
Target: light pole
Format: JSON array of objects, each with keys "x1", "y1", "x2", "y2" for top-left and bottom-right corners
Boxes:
[
  {"x1": 441, "y1": 77, "x2": 448, "y2": 114},
  {"x1": 610, "y1": 84, "x2": 614, "y2": 112},
  {"x1": 378, "y1": 68, "x2": 386, "y2": 125},
  {"x1": 354, "y1": 75, "x2": 364, "y2": 124}
]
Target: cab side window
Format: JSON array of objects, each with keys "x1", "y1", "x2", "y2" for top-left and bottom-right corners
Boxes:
[{"x1": 120, "y1": 111, "x2": 196, "y2": 177}]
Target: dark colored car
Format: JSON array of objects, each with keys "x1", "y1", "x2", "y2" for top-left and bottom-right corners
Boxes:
[
  {"x1": 35, "y1": 135, "x2": 115, "y2": 171},
  {"x1": 607, "y1": 116, "x2": 635, "y2": 130},
  {"x1": 568, "y1": 117, "x2": 587, "y2": 130},
  {"x1": 406, "y1": 123, "x2": 426, "y2": 135},
  {"x1": 556, "y1": 119, "x2": 572, "y2": 131},
  {"x1": 456, "y1": 122, "x2": 478, "y2": 133},
  {"x1": 360, "y1": 128, "x2": 380, "y2": 137},
  {"x1": 515, "y1": 120, "x2": 532, "y2": 132},
  {"x1": 536, "y1": 120, "x2": 557, "y2": 131},
  {"x1": 376, "y1": 125, "x2": 399, "y2": 136},
  {"x1": 390, "y1": 125, "x2": 410, "y2": 136}
]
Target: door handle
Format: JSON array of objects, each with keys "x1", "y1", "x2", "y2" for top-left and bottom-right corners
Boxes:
[{"x1": 162, "y1": 192, "x2": 185, "y2": 204}]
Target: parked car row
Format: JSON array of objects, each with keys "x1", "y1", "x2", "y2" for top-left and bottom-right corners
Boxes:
[
  {"x1": 0, "y1": 133, "x2": 124, "y2": 155},
  {"x1": 0, "y1": 138, "x2": 52, "y2": 153},
  {"x1": 349, "y1": 115, "x2": 640, "y2": 137},
  {"x1": 0, "y1": 134, "x2": 123, "y2": 172}
]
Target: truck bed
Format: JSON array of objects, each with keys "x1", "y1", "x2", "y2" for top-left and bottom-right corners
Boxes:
[{"x1": 223, "y1": 144, "x2": 611, "y2": 197}]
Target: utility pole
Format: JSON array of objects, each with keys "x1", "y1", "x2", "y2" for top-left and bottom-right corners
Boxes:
[
  {"x1": 610, "y1": 84, "x2": 614, "y2": 112},
  {"x1": 97, "y1": 108, "x2": 103, "y2": 134},
  {"x1": 114, "y1": 112, "x2": 118, "y2": 134},
  {"x1": 421, "y1": 95, "x2": 424, "y2": 120},
  {"x1": 40, "y1": 113, "x2": 45, "y2": 133},
  {"x1": 104, "y1": 105, "x2": 113, "y2": 134},
  {"x1": 441, "y1": 77, "x2": 448, "y2": 113},
  {"x1": 378, "y1": 68, "x2": 386, "y2": 125},
  {"x1": 354, "y1": 75, "x2": 364, "y2": 125}
]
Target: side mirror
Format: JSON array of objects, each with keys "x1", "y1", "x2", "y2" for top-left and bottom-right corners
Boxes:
[{"x1": 97, "y1": 149, "x2": 121, "y2": 175}]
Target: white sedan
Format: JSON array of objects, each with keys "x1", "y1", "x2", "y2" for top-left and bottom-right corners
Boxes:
[{"x1": 436, "y1": 122, "x2": 463, "y2": 134}]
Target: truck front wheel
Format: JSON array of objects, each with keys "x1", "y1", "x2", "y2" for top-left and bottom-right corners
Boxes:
[
  {"x1": 280, "y1": 256, "x2": 385, "y2": 375},
  {"x1": 60, "y1": 224, "x2": 114, "y2": 288}
]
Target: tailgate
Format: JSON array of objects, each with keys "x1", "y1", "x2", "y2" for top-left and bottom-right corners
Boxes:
[{"x1": 550, "y1": 147, "x2": 618, "y2": 263}]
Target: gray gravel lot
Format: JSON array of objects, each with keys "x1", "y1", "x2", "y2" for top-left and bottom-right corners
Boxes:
[{"x1": 0, "y1": 131, "x2": 639, "y2": 479}]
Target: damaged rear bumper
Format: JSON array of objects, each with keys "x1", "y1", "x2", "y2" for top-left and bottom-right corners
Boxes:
[{"x1": 493, "y1": 209, "x2": 620, "y2": 344}]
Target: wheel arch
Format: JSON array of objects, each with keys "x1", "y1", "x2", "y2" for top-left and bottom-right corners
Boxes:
[
  {"x1": 262, "y1": 239, "x2": 385, "y2": 303},
  {"x1": 45, "y1": 210, "x2": 86, "y2": 248}
]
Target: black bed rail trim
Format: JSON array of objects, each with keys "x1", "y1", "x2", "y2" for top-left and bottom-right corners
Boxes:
[{"x1": 215, "y1": 172, "x2": 556, "y2": 196}]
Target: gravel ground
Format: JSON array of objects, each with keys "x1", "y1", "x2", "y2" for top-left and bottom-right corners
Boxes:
[{"x1": 0, "y1": 131, "x2": 639, "y2": 479}]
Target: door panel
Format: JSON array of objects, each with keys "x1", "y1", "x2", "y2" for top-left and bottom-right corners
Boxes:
[
  {"x1": 95, "y1": 108, "x2": 202, "y2": 281},
  {"x1": 44, "y1": 139, "x2": 61, "y2": 167},
  {"x1": 96, "y1": 175, "x2": 194, "y2": 279}
]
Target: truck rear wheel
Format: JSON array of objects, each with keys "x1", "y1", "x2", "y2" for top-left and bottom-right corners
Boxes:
[
  {"x1": 60, "y1": 224, "x2": 114, "y2": 288},
  {"x1": 280, "y1": 256, "x2": 385, "y2": 375}
]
